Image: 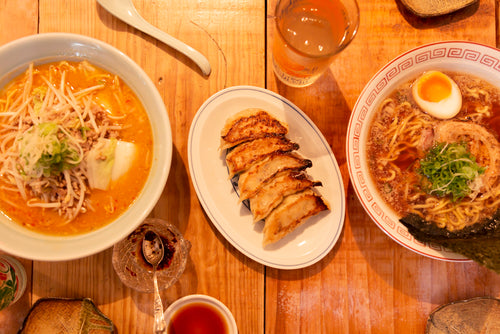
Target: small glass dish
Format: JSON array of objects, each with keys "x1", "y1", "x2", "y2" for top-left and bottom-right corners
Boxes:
[{"x1": 112, "y1": 218, "x2": 191, "y2": 293}]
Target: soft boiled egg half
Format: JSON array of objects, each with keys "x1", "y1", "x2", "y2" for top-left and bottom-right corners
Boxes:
[{"x1": 411, "y1": 71, "x2": 462, "y2": 119}]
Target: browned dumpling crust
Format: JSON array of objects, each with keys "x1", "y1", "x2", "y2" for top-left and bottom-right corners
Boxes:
[
  {"x1": 221, "y1": 109, "x2": 329, "y2": 246},
  {"x1": 220, "y1": 108, "x2": 289, "y2": 150},
  {"x1": 225, "y1": 136, "x2": 299, "y2": 178},
  {"x1": 249, "y1": 171, "x2": 321, "y2": 223},
  {"x1": 262, "y1": 189, "x2": 329, "y2": 246},
  {"x1": 237, "y1": 152, "x2": 312, "y2": 201}
]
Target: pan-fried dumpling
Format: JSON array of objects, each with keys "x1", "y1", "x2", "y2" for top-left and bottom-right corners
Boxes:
[
  {"x1": 249, "y1": 171, "x2": 321, "y2": 222},
  {"x1": 220, "y1": 108, "x2": 288, "y2": 150},
  {"x1": 225, "y1": 136, "x2": 299, "y2": 178},
  {"x1": 237, "y1": 152, "x2": 312, "y2": 201},
  {"x1": 221, "y1": 108, "x2": 330, "y2": 247},
  {"x1": 262, "y1": 188, "x2": 329, "y2": 246}
]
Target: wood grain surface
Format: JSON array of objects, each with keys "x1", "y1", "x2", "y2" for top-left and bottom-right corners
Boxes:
[
  {"x1": 0, "y1": 0, "x2": 499, "y2": 333},
  {"x1": 266, "y1": 0, "x2": 499, "y2": 333}
]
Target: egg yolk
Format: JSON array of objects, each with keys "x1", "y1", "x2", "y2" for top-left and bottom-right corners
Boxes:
[{"x1": 417, "y1": 72, "x2": 452, "y2": 102}]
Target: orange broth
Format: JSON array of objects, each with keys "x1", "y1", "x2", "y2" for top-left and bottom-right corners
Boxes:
[{"x1": 0, "y1": 61, "x2": 153, "y2": 235}]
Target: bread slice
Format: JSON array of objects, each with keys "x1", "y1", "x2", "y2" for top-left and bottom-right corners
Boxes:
[
  {"x1": 19, "y1": 298, "x2": 114, "y2": 334},
  {"x1": 426, "y1": 297, "x2": 500, "y2": 333}
]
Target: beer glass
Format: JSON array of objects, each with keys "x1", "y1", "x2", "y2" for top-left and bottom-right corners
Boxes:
[{"x1": 272, "y1": 0, "x2": 360, "y2": 87}]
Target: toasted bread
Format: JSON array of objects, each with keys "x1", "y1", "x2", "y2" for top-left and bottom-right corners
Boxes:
[
  {"x1": 19, "y1": 298, "x2": 114, "y2": 334},
  {"x1": 426, "y1": 297, "x2": 500, "y2": 334}
]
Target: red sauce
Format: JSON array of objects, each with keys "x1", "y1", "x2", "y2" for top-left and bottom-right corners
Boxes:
[
  {"x1": 393, "y1": 147, "x2": 419, "y2": 171},
  {"x1": 487, "y1": 101, "x2": 500, "y2": 137},
  {"x1": 168, "y1": 302, "x2": 229, "y2": 334}
]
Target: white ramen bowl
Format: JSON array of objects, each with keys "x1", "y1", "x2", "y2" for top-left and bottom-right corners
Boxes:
[
  {"x1": 347, "y1": 41, "x2": 500, "y2": 261},
  {"x1": 0, "y1": 33, "x2": 172, "y2": 261}
]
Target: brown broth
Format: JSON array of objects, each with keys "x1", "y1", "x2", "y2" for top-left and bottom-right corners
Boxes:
[
  {"x1": 168, "y1": 302, "x2": 229, "y2": 334},
  {"x1": 367, "y1": 71, "x2": 500, "y2": 228},
  {"x1": 0, "y1": 61, "x2": 153, "y2": 235}
]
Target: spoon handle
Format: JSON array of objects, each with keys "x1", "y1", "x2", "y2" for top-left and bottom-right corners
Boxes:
[
  {"x1": 97, "y1": 0, "x2": 211, "y2": 76},
  {"x1": 132, "y1": 14, "x2": 212, "y2": 76},
  {"x1": 153, "y1": 271, "x2": 167, "y2": 333}
]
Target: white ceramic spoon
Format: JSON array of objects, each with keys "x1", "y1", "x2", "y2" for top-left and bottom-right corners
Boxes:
[{"x1": 97, "y1": 0, "x2": 211, "y2": 76}]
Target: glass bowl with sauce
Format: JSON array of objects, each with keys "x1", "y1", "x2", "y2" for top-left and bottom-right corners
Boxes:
[
  {"x1": 164, "y1": 294, "x2": 238, "y2": 334},
  {"x1": 112, "y1": 218, "x2": 190, "y2": 293}
]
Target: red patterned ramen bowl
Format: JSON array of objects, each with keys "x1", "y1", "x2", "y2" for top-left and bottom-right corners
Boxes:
[{"x1": 347, "y1": 41, "x2": 500, "y2": 261}]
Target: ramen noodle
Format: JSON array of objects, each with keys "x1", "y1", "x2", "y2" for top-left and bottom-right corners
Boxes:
[
  {"x1": 0, "y1": 61, "x2": 153, "y2": 235},
  {"x1": 367, "y1": 72, "x2": 500, "y2": 231}
]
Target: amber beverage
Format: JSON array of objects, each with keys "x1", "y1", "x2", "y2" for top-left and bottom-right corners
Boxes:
[{"x1": 272, "y1": 0, "x2": 359, "y2": 87}]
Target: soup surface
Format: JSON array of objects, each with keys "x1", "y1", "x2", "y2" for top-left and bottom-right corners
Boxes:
[
  {"x1": 367, "y1": 72, "x2": 500, "y2": 231},
  {"x1": 168, "y1": 302, "x2": 229, "y2": 334},
  {"x1": 0, "y1": 61, "x2": 153, "y2": 235}
]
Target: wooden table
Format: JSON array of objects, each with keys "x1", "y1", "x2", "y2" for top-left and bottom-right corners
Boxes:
[{"x1": 1, "y1": 0, "x2": 500, "y2": 333}]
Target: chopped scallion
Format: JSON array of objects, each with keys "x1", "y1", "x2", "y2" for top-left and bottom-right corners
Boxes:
[{"x1": 418, "y1": 142, "x2": 485, "y2": 201}]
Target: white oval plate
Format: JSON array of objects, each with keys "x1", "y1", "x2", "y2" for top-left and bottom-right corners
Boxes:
[
  {"x1": 347, "y1": 41, "x2": 500, "y2": 261},
  {"x1": 188, "y1": 86, "x2": 345, "y2": 269}
]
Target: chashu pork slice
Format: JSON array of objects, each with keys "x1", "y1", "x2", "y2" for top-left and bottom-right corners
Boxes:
[
  {"x1": 249, "y1": 170, "x2": 322, "y2": 223},
  {"x1": 262, "y1": 188, "x2": 329, "y2": 246},
  {"x1": 220, "y1": 108, "x2": 289, "y2": 150},
  {"x1": 237, "y1": 152, "x2": 312, "y2": 201},
  {"x1": 225, "y1": 136, "x2": 299, "y2": 178}
]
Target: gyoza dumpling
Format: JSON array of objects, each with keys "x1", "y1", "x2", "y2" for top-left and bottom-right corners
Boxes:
[
  {"x1": 249, "y1": 171, "x2": 321, "y2": 222},
  {"x1": 262, "y1": 188, "x2": 329, "y2": 246},
  {"x1": 220, "y1": 108, "x2": 288, "y2": 150},
  {"x1": 225, "y1": 136, "x2": 299, "y2": 178},
  {"x1": 237, "y1": 152, "x2": 312, "y2": 201}
]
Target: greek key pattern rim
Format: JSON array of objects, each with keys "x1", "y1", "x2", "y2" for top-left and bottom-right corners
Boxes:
[{"x1": 350, "y1": 43, "x2": 500, "y2": 258}]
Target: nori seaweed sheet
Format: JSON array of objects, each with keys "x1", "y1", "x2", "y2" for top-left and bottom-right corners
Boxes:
[{"x1": 400, "y1": 211, "x2": 500, "y2": 274}]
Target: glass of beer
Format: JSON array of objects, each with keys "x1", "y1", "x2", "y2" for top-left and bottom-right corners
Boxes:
[{"x1": 272, "y1": 0, "x2": 360, "y2": 87}]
